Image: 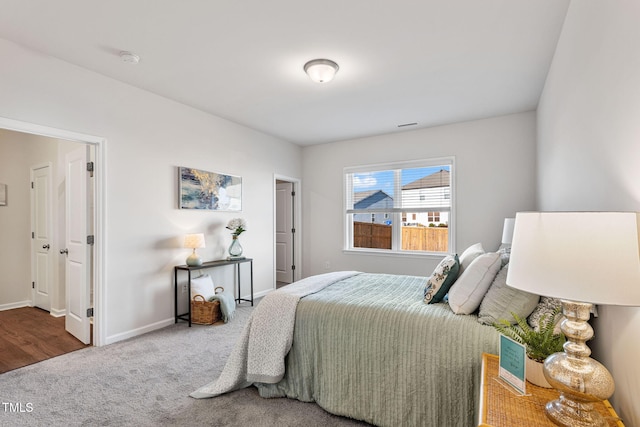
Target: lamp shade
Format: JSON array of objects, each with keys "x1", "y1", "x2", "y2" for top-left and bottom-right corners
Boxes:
[
  {"x1": 506, "y1": 212, "x2": 640, "y2": 306},
  {"x1": 184, "y1": 233, "x2": 205, "y2": 249},
  {"x1": 501, "y1": 217, "x2": 515, "y2": 244}
]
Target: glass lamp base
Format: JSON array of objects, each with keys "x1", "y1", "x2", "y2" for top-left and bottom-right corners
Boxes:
[
  {"x1": 546, "y1": 395, "x2": 607, "y2": 427},
  {"x1": 543, "y1": 300, "x2": 614, "y2": 427},
  {"x1": 186, "y1": 250, "x2": 202, "y2": 266}
]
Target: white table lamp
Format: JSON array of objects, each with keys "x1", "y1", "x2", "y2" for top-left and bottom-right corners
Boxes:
[
  {"x1": 506, "y1": 212, "x2": 640, "y2": 427},
  {"x1": 184, "y1": 233, "x2": 205, "y2": 266},
  {"x1": 501, "y1": 217, "x2": 515, "y2": 245}
]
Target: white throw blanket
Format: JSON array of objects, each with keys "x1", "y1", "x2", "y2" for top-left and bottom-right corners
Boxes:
[{"x1": 190, "y1": 271, "x2": 360, "y2": 398}]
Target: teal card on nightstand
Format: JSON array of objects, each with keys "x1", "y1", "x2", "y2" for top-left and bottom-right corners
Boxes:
[{"x1": 498, "y1": 334, "x2": 526, "y2": 395}]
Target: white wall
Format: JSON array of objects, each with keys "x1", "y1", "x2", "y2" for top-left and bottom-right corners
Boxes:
[
  {"x1": 0, "y1": 38, "x2": 302, "y2": 343},
  {"x1": 301, "y1": 112, "x2": 537, "y2": 277},
  {"x1": 0, "y1": 130, "x2": 31, "y2": 308},
  {"x1": 537, "y1": 1, "x2": 640, "y2": 424}
]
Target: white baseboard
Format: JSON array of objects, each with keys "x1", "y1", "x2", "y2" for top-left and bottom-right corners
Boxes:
[
  {"x1": 103, "y1": 290, "x2": 270, "y2": 346},
  {"x1": 104, "y1": 317, "x2": 175, "y2": 345},
  {"x1": 251, "y1": 288, "x2": 272, "y2": 300},
  {"x1": 49, "y1": 308, "x2": 66, "y2": 317},
  {"x1": 0, "y1": 301, "x2": 32, "y2": 311}
]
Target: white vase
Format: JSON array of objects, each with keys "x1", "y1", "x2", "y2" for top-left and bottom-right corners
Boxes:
[{"x1": 526, "y1": 357, "x2": 552, "y2": 388}]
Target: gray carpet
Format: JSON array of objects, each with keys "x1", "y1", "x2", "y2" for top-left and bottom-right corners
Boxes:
[{"x1": 0, "y1": 303, "x2": 369, "y2": 427}]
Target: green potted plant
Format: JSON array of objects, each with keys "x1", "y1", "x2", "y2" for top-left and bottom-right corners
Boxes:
[{"x1": 494, "y1": 308, "x2": 565, "y2": 388}]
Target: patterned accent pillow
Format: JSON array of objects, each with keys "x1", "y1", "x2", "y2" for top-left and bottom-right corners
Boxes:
[
  {"x1": 424, "y1": 254, "x2": 459, "y2": 304},
  {"x1": 528, "y1": 296, "x2": 563, "y2": 333},
  {"x1": 497, "y1": 243, "x2": 511, "y2": 267}
]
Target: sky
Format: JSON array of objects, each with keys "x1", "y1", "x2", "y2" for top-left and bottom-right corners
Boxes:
[{"x1": 353, "y1": 165, "x2": 450, "y2": 198}]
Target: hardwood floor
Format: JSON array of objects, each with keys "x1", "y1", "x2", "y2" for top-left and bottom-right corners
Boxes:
[{"x1": 0, "y1": 307, "x2": 88, "y2": 374}]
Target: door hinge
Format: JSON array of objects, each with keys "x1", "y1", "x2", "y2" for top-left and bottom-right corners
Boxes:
[
  {"x1": 32, "y1": 282, "x2": 35, "y2": 289},
  {"x1": 291, "y1": 228, "x2": 295, "y2": 234},
  {"x1": 32, "y1": 232, "x2": 34, "y2": 239},
  {"x1": 31, "y1": 181, "x2": 34, "y2": 189},
  {"x1": 291, "y1": 191, "x2": 295, "y2": 196},
  {"x1": 87, "y1": 235, "x2": 95, "y2": 245},
  {"x1": 291, "y1": 265, "x2": 296, "y2": 271},
  {"x1": 87, "y1": 161, "x2": 94, "y2": 177},
  {"x1": 87, "y1": 308, "x2": 94, "y2": 317}
]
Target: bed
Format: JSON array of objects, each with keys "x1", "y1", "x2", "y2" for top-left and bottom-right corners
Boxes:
[{"x1": 189, "y1": 253, "x2": 536, "y2": 426}]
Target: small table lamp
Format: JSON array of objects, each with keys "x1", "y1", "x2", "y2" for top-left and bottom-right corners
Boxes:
[
  {"x1": 506, "y1": 212, "x2": 640, "y2": 427},
  {"x1": 501, "y1": 217, "x2": 515, "y2": 246},
  {"x1": 184, "y1": 233, "x2": 205, "y2": 266}
]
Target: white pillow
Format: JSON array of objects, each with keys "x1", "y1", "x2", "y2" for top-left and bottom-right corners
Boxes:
[
  {"x1": 448, "y1": 252, "x2": 501, "y2": 314},
  {"x1": 457, "y1": 243, "x2": 485, "y2": 277},
  {"x1": 190, "y1": 274, "x2": 215, "y2": 300}
]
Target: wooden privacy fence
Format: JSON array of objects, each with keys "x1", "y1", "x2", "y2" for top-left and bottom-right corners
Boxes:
[
  {"x1": 354, "y1": 222, "x2": 448, "y2": 252},
  {"x1": 402, "y1": 226, "x2": 448, "y2": 252}
]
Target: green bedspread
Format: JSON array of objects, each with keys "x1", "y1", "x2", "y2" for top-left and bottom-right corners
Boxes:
[{"x1": 256, "y1": 273, "x2": 499, "y2": 427}]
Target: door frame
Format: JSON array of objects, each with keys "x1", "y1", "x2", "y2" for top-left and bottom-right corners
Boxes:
[
  {"x1": 30, "y1": 162, "x2": 53, "y2": 312},
  {"x1": 273, "y1": 174, "x2": 302, "y2": 287},
  {"x1": 0, "y1": 116, "x2": 107, "y2": 346}
]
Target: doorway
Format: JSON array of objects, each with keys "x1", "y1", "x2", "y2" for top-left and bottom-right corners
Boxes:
[
  {"x1": 0, "y1": 116, "x2": 105, "y2": 348},
  {"x1": 274, "y1": 175, "x2": 301, "y2": 288}
]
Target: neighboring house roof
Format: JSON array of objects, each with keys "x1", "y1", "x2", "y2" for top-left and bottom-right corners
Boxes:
[
  {"x1": 402, "y1": 170, "x2": 450, "y2": 190},
  {"x1": 353, "y1": 190, "x2": 392, "y2": 208}
]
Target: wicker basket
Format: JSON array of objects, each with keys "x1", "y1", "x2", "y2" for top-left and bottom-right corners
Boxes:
[{"x1": 191, "y1": 287, "x2": 224, "y2": 325}]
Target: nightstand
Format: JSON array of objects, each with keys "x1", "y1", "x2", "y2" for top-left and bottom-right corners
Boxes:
[{"x1": 478, "y1": 353, "x2": 624, "y2": 427}]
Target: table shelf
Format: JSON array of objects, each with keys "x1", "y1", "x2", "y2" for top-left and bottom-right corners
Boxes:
[{"x1": 174, "y1": 258, "x2": 253, "y2": 327}]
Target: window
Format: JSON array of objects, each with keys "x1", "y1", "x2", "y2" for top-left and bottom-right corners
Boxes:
[{"x1": 345, "y1": 158, "x2": 454, "y2": 254}]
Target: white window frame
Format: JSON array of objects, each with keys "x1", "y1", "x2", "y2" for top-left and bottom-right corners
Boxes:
[{"x1": 344, "y1": 157, "x2": 456, "y2": 257}]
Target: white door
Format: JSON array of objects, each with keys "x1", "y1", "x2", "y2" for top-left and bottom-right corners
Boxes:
[
  {"x1": 63, "y1": 146, "x2": 91, "y2": 344},
  {"x1": 31, "y1": 164, "x2": 52, "y2": 311},
  {"x1": 276, "y1": 181, "x2": 294, "y2": 283}
]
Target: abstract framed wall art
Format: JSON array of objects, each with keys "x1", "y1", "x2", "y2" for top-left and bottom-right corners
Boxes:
[{"x1": 178, "y1": 167, "x2": 242, "y2": 211}]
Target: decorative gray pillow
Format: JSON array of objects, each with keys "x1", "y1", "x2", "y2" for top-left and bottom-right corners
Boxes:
[
  {"x1": 477, "y1": 264, "x2": 540, "y2": 325},
  {"x1": 423, "y1": 254, "x2": 459, "y2": 304},
  {"x1": 528, "y1": 296, "x2": 563, "y2": 333}
]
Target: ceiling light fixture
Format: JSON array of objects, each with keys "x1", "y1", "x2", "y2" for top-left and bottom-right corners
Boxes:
[
  {"x1": 304, "y1": 59, "x2": 339, "y2": 83},
  {"x1": 119, "y1": 51, "x2": 140, "y2": 64}
]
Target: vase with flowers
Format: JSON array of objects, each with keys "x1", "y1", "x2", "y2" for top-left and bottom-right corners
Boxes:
[{"x1": 226, "y1": 218, "x2": 247, "y2": 259}]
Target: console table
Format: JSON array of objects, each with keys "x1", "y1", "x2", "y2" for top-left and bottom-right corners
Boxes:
[{"x1": 174, "y1": 258, "x2": 254, "y2": 327}]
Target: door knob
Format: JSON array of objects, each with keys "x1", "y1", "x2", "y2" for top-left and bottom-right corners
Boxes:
[
  {"x1": 43, "y1": 244, "x2": 50, "y2": 250},
  {"x1": 60, "y1": 248, "x2": 69, "y2": 254}
]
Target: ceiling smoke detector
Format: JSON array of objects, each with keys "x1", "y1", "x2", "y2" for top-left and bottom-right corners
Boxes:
[{"x1": 119, "y1": 51, "x2": 140, "y2": 64}]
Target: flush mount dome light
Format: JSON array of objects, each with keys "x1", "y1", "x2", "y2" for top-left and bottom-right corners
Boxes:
[
  {"x1": 304, "y1": 59, "x2": 339, "y2": 83},
  {"x1": 119, "y1": 51, "x2": 140, "y2": 64}
]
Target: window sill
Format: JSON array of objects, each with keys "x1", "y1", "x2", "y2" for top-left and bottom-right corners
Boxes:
[{"x1": 342, "y1": 248, "x2": 452, "y2": 259}]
